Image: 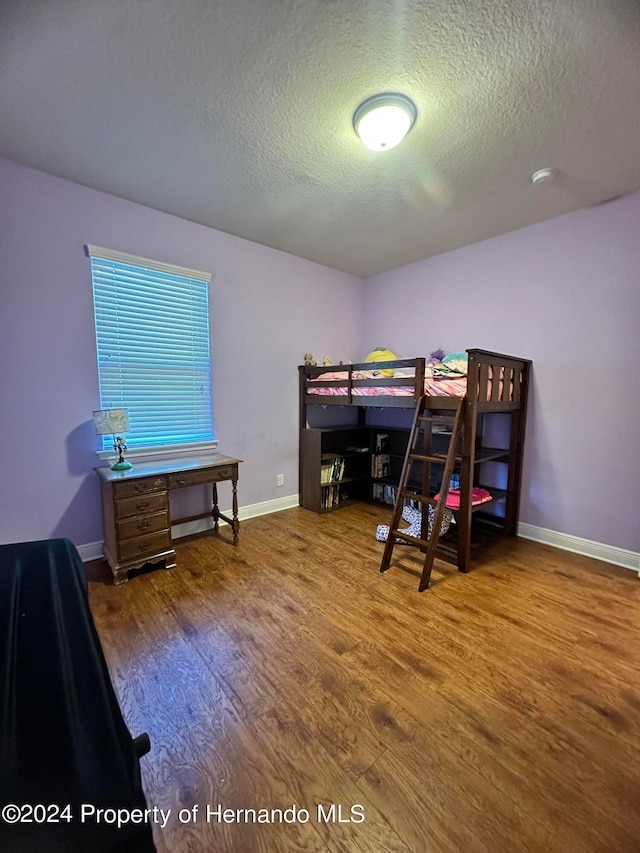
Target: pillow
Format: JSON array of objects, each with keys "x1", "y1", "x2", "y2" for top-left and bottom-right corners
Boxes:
[
  {"x1": 441, "y1": 351, "x2": 468, "y2": 376},
  {"x1": 310, "y1": 371, "x2": 349, "y2": 381},
  {"x1": 442, "y1": 351, "x2": 467, "y2": 363}
]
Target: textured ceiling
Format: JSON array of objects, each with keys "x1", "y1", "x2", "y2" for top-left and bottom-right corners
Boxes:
[{"x1": 1, "y1": 0, "x2": 640, "y2": 277}]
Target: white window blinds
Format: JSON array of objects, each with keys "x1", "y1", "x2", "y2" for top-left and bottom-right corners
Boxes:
[{"x1": 88, "y1": 245, "x2": 214, "y2": 451}]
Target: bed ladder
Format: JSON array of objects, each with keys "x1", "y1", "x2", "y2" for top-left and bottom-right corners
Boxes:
[{"x1": 380, "y1": 395, "x2": 465, "y2": 591}]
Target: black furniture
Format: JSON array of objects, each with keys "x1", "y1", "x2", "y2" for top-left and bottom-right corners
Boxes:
[{"x1": 0, "y1": 538, "x2": 155, "y2": 852}]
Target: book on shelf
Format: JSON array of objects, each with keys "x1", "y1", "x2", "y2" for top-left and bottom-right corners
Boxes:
[
  {"x1": 374, "y1": 433, "x2": 389, "y2": 453},
  {"x1": 321, "y1": 483, "x2": 342, "y2": 509},
  {"x1": 371, "y1": 482, "x2": 397, "y2": 505},
  {"x1": 371, "y1": 454, "x2": 390, "y2": 479},
  {"x1": 321, "y1": 456, "x2": 345, "y2": 485}
]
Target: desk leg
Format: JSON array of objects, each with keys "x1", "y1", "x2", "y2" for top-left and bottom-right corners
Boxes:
[
  {"x1": 232, "y1": 479, "x2": 239, "y2": 545},
  {"x1": 212, "y1": 482, "x2": 219, "y2": 533}
]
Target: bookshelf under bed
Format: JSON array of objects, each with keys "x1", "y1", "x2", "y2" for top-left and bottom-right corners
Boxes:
[{"x1": 299, "y1": 349, "x2": 531, "y2": 573}]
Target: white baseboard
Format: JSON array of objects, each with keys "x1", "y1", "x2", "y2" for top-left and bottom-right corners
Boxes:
[
  {"x1": 79, "y1": 494, "x2": 300, "y2": 561},
  {"x1": 171, "y1": 494, "x2": 300, "y2": 539},
  {"x1": 518, "y1": 522, "x2": 639, "y2": 574},
  {"x1": 77, "y1": 541, "x2": 105, "y2": 562}
]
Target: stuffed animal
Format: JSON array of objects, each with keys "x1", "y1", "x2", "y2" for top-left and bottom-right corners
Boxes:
[
  {"x1": 303, "y1": 353, "x2": 316, "y2": 366},
  {"x1": 364, "y1": 347, "x2": 398, "y2": 377},
  {"x1": 323, "y1": 356, "x2": 332, "y2": 366}
]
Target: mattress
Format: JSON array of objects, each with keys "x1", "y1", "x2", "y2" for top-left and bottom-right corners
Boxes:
[{"x1": 307, "y1": 372, "x2": 467, "y2": 398}]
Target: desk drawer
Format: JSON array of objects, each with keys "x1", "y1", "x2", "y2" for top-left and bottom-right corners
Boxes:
[
  {"x1": 117, "y1": 510, "x2": 169, "y2": 541},
  {"x1": 115, "y1": 492, "x2": 168, "y2": 519},
  {"x1": 168, "y1": 466, "x2": 235, "y2": 489},
  {"x1": 114, "y1": 476, "x2": 167, "y2": 499},
  {"x1": 118, "y1": 529, "x2": 172, "y2": 563}
]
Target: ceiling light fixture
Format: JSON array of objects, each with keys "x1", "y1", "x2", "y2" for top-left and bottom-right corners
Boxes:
[{"x1": 353, "y1": 92, "x2": 417, "y2": 152}]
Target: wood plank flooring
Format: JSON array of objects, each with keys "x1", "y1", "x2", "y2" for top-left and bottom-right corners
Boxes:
[{"x1": 87, "y1": 504, "x2": 640, "y2": 853}]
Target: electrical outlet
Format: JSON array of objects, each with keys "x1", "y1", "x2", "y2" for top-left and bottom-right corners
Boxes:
[{"x1": 276, "y1": 473, "x2": 284, "y2": 487}]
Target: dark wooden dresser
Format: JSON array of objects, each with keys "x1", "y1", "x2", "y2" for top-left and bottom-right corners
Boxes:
[{"x1": 96, "y1": 454, "x2": 241, "y2": 584}]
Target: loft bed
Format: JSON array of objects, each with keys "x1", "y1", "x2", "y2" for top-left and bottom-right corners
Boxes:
[{"x1": 299, "y1": 349, "x2": 531, "y2": 574}]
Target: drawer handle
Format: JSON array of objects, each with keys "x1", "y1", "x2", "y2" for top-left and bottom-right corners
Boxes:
[
  {"x1": 138, "y1": 542, "x2": 151, "y2": 552},
  {"x1": 134, "y1": 483, "x2": 149, "y2": 494},
  {"x1": 136, "y1": 501, "x2": 150, "y2": 511},
  {"x1": 137, "y1": 520, "x2": 151, "y2": 531},
  {"x1": 175, "y1": 477, "x2": 187, "y2": 485}
]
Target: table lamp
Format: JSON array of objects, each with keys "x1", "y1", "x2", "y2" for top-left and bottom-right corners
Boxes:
[{"x1": 93, "y1": 408, "x2": 132, "y2": 470}]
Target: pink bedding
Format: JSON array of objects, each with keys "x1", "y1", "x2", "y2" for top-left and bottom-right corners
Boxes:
[
  {"x1": 306, "y1": 354, "x2": 518, "y2": 401},
  {"x1": 308, "y1": 373, "x2": 467, "y2": 398}
]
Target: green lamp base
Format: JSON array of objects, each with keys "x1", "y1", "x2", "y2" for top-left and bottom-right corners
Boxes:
[{"x1": 111, "y1": 460, "x2": 133, "y2": 471}]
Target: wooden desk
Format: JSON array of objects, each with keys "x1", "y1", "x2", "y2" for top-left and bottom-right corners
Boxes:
[{"x1": 95, "y1": 454, "x2": 242, "y2": 585}]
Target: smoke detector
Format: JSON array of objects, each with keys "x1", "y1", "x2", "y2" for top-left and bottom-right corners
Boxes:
[{"x1": 531, "y1": 168, "x2": 557, "y2": 186}]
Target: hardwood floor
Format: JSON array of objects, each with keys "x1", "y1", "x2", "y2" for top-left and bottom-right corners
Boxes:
[{"x1": 87, "y1": 504, "x2": 640, "y2": 853}]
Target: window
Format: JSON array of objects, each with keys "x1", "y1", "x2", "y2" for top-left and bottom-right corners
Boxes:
[{"x1": 88, "y1": 245, "x2": 214, "y2": 455}]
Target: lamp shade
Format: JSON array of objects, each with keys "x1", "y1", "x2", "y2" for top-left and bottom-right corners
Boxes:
[
  {"x1": 93, "y1": 408, "x2": 130, "y2": 436},
  {"x1": 353, "y1": 92, "x2": 417, "y2": 152}
]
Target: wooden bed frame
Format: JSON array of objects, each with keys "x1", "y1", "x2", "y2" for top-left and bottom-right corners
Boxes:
[{"x1": 299, "y1": 349, "x2": 532, "y2": 573}]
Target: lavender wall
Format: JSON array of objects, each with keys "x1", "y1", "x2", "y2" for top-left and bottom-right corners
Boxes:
[
  {"x1": 2, "y1": 155, "x2": 638, "y2": 556},
  {"x1": 0, "y1": 157, "x2": 363, "y2": 548},
  {"x1": 362, "y1": 193, "x2": 640, "y2": 552}
]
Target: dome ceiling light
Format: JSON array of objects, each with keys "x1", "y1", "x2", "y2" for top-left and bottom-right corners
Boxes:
[{"x1": 353, "y1": 93, "x2": 417, "y2": 152}]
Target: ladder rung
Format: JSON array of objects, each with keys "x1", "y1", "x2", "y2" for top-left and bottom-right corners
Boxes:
[
  {"x1": 418, "y1": 416, "x2": 455, "y2": 424},
  {"x1": 410, "y1": 453, "x2": 447, "y2": 464},
  {"x1": 400, "y1": 491, "x2": 437, "y2": 506},
  {"x1": 393, "y1": 530, "x2": 431, "y2": 548}
]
